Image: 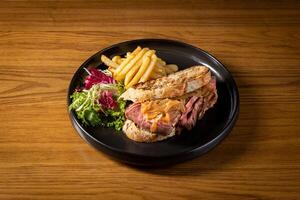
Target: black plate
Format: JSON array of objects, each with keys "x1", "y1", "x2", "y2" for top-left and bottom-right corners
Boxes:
[{"x1": 67, "y1": 39, "x2": 239, "y2": 167}]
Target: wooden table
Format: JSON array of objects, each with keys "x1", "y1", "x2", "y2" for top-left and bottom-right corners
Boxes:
[{"x1": 1, "y1": 1, "x2": 299, "y2": 199}]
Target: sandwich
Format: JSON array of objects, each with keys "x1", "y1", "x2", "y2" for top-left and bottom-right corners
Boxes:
[{"x1": 120, "y1": 66, "x2": 218, "y2": 142}]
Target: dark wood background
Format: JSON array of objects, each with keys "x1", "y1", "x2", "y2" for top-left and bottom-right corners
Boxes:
[{"x1": 0, "y1": 0, "x2": 299, "y2": 199}]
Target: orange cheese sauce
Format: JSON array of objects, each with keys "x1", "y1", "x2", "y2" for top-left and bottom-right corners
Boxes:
[{"x1": 141, "y1": 99, "x2": 184, "y2": 132}]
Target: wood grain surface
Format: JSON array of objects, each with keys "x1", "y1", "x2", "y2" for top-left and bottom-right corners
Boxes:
[{"x1": 0, "y1": 0, "x2": 300, "y2": 199}]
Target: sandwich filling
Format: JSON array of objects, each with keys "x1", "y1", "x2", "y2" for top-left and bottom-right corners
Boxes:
[
  {"x1": 125, "y1": 99, "x2": 184, "y2": 135},
  {"x1": 125, "y1": 76, "x2": 217, "y2": 136}
]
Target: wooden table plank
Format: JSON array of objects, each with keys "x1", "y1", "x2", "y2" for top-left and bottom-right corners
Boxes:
[{"x1": 0, "y1": 0, "x2": 299, "y2": 199}]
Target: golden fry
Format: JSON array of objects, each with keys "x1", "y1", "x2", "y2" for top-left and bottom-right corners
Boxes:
[
  {"x1": 154, "y1": 62, "x2": 167, "y2": 75},
  {"x1": 154, "y1": 65, "x2": 166, "y2": 75},
  {"x1": 157, "y1": 58, "x2": 166, "y2": 66},
  {"x1": 124, "y1": 59, "x2": 142, "y2": 85},
  {"x1": 165, "y1": 64, "x2": 178, "y2": 73},
  {"x1": 125, "y1": 46, "x2": 140, "y2": 58},
  {"x1": 116, "y1": 57, "x2": 124, "y2": 65},
  {"x1": 117, "y1": 58, "x2": 126, "y2": 65},
  {"x1": 131, "y1": 46, "x2": 141, "y2": 55},
  {"x1": 117, "y1": 48, "x2": 149, "y2": 81},
  {"x1": 112, "y1": 56, "x2": 121, "y2": 64},
  {"x1": 126, "y1": 55, "x2": 151, "y2": 89},
  {"x1": 139, "y1": 54, "x2": 157, "y2": 83},
  {"x1": 156, "y1": 60, "x2": 165, "y2": 68},
  {"x1": 114, "y1": 46, "x2": 142, "y2": 79},
  {"x1": 101, "y1": 55, "x2": 119, "y2": 69},
  {"x1": 164, "y1": 67, "x2": 173, "y2": 74},
  {"x1": 124, "y1": 50, "x2": 155, "y2": 85}
]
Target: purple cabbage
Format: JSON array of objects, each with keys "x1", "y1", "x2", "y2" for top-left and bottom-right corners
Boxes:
[
  {"x1": 84, "y1": 68, "x2": 115, "y2": 89},
  {"x1": 98, "y1": 91, "x2": 117, "y2": 109}
]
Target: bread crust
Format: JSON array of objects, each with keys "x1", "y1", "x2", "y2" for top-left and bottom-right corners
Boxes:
[{"x1": 122, "y1": 119, "x2": 175, "y2": 142}]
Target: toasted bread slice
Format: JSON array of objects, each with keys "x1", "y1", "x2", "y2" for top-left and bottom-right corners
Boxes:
[{"x1": 120, "y1": 66, "x2": 211, "y2": 102}]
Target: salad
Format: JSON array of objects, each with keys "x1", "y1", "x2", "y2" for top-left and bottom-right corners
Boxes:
[{"x1": 69, "y1": 68, "x2": 126, "y2": 131}]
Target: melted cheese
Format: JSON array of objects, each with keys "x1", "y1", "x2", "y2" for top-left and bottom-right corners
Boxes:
[
  {"x1": 150, "y1": 121, "x2": 158, "y2": 132},
  {"x1": 141, "y1": 99, "x2": 184, "y2": 132},
  {"x1": 161, "y1": 113, "x2": 170, "y2": 123},
  {"x1": 150, "y1": 114, "x2": 162, "y2": 132}
]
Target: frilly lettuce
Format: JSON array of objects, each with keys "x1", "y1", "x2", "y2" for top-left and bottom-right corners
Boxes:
[{"x1": 69, "y1": 68, "x2": 126, "y2": 131}]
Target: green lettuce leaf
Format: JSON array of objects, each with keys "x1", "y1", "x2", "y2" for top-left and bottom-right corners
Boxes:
[{"x1": 69, "y1": 82, "x2": 126, "y2": 131}]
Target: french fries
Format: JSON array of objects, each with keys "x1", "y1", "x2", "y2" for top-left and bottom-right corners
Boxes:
[
  {"x1": 101, "y1": 55, "x2": 118, "y2": 69},
  {"x1": 116, "y1": 48, "x2": 149, "y2": 81},
  {"x1": 124, "y1": 50, "x2": 154, "y2": 86},
  {"x1": 124, "y1": 59, "x2": 142, "y2": 86},
  {"x1": 139, "y1": 54, "x2": 157, "y2": 83},
  {"x1": 101, "y1": 46, "x2": 179, "y2": 89},
  {"x1": 126, "y1": 55, "x2": 151, "y2": 89},
  {"x1": 112, "y1": 56, "x2": 122, "y2": 65},
  {"x1": 114, "y1": 46, "x2": 142, "y2": 77}
]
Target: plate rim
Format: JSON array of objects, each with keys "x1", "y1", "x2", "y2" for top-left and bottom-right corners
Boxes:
[{"x1": 67, "y1": 38, "x2": 240, "y2": 160}]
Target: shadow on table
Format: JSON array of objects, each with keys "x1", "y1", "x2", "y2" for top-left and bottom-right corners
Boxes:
[{"x1": 128, "y1": 68, "x2": 261, "y2": 176}]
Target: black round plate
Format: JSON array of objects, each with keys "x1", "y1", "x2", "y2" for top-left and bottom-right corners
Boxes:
[{"x1": 67, "y1": 39, "x2": 239, "y2": 167}]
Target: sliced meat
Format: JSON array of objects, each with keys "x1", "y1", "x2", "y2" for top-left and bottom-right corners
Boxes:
[
  {"x1": 179, "y1": 96, "x2": 199, "y2": 122},
  {"x1": 185, "y1": 97, "x2": 204, "y2": 130},
  {"x1": 125, "y1": 102, "x2": 181, "y2": 136},
  {"x1": 198, "y1": 88, "x2": 217, "y2": 119},
  {"x1": 125, "y1": 102, "x2": 140, "y2": 116},
  {"x1": 179, "y1": 96, "x2": 204, "y2": 130}
]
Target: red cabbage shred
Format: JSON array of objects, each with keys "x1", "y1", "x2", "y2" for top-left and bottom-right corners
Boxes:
[
  {"x1": 84, "y1": 68, "x2": 115, "y2": 89},
  {"x1": 98, "y1": 91, "x2": 117, "y2": 109}
]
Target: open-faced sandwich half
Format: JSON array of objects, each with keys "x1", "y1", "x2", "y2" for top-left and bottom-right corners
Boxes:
[{"x1": 120, "y1": 66, "x2": 218, "y2": 142}]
